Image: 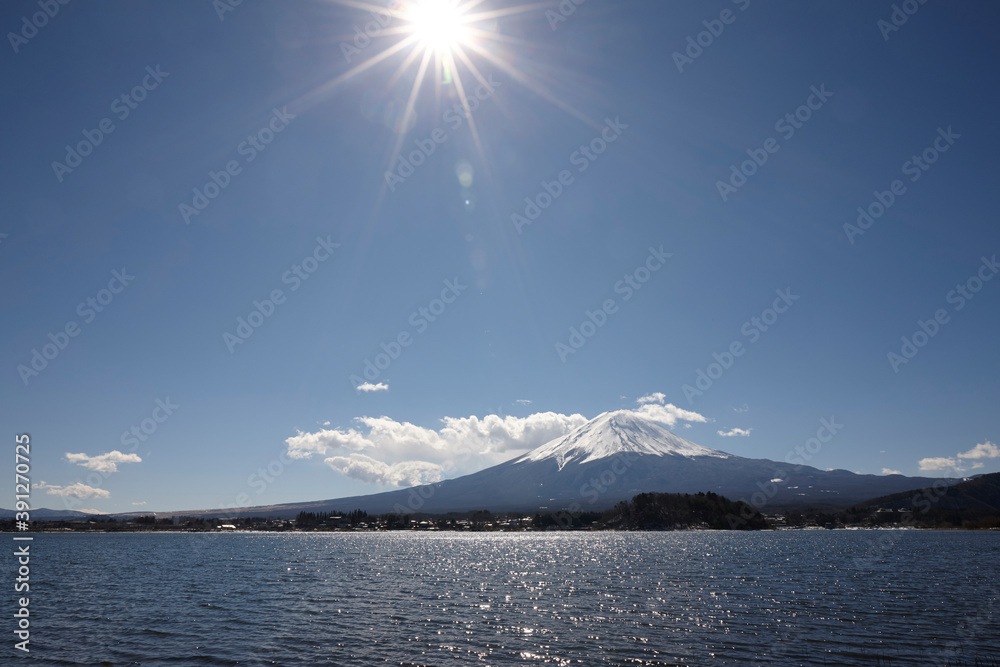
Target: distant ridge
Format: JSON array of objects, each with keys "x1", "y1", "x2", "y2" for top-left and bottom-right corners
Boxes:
[
  {"x1": 856, "y1": 472, "x2": 1000, "y2": 513},
  {"x1": 0, "y1": 508, "x2": 97, "y2": 521}
]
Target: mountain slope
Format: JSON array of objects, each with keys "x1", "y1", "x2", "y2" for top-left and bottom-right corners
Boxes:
[
  {"x1": 856, "y1": 472, "x2": 1000, "y2": 512},
  {"x1": 156, "y1": 410, "x2": 962, "y2": 519}
]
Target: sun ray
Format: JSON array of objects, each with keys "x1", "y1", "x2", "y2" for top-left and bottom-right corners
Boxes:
[
  {"x1": 379, "y1": 47, "x2": 435, "y2": 197},
  {"x1": 462, "y1": 40, "x2": 600, "y2": 130},
  {"x1": 329, "y1": 0, "x2": 408, "y2": 20},
  {"x1": 386, "y1": 38, "x2": 428, "y2": 89},
  {"x1": 445, "y1": 51, "x2": 492, "y2": 182},
  {"x1": 460, "y1": 2, "x2": 552, "y2": 23},
  {"x1": 309, "y1": 33, "x2": 420, "y2": 103}
]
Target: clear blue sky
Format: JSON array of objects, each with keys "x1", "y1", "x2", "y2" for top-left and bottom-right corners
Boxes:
[{"x1": 2, "y1": 0, "x2": 998, "y2": 513}]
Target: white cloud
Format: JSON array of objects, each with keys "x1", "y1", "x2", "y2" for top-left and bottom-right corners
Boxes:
[
  {"x1": 286, "y1": 411, "x2": 589, "y2": 486},
  {"x1": 637, "y1": 392, "x2": 666, "y2": 405},
  {"x1": 131, "y1": 501, "x2": 147, "y2": 506},
  {"x1": 515, "y1": 399, "x2": 532, "y2": 405},
  {"x1": 957, "y1": 441, "x2": 999, "y2": 460},
  {"x1": 733, "y1": 404, "x2": 749, "y2": 413},
  {"x1": 882, "y1": 468, "x2": 903, "y2": 475},
  {"x1": 32, "y1": 481, "x2": 110, "y2": 499},
  {"x1": 324, "y1": 454, "x2": 443, "y2": 487},
  {"x1": 916, "y1": 441, "x2": 997, "y2": 474},
  {"x1": 64, "y1": 450, "x2": 141, "y2": 473},
  {"x1": 357, "y1": 382, "x2": 389, "y2": 393},
  {"x1": 631, "y1": 402, "x2": 707, "y2": 427},
  {"x1": 918, "y1": 457, "x2": 958, "y2": 472},
  {"x1": 438, "y1": 412, "x2": 590, "y2": 453},
  {"x1": 971, "y1": 462, "x2": 984, "y2": 470},
  {"x1": 717, "y1": 427, "x2": 751, "y2": 437}
]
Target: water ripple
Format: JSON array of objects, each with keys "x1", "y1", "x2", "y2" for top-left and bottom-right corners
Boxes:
[{"x1": 3, "y1": 531, "x2": 998, "y2": 665}]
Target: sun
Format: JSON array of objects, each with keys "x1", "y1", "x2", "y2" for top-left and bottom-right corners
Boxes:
[
  {"x1": 316, "y1": 0, "x2": 598, "y2": 198},
  {"x1": 406, "y1": 0, "x2": 471, "y2": 53}
]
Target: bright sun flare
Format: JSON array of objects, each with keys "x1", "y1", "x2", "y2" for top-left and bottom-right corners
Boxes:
[
  {"x1": 407, "y1": 0, "x2": 470, "y2": 52},
  {"x1": 321, "y1": 0, "x2": 595, "y2": 199}
]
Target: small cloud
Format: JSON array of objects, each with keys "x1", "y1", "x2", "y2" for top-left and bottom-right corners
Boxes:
[
  {"x1": 918, "y1": 457, "x2": 959, "y2": 472},
  {"x1": 957, "y1": 441, "x2": 999, "y2": 460},
  {"x1": 637, "y1": 392, "x2": 666, "y2": 405},
  {"x1": 631, "y1": 402, "x2": 707, "y2": 428},
  {"x1": 65, "y1": 450, "x2": 141, "y2": 473},
  {"x1": 717, "y1": 428, "x2": 751, "y2": 437},
  {"x1": 882, "y1": 468, "x2": 903, "y2": 475},
  {"x1": 32, "y1": 481, "x2": 110, "y2": 499},
  {"x1": 683, "y1": 424, "x2": 692, "y2": 429},
  {"x1": 131, "y1": 501, "x2": 147, "y2": 506},
  {"x1": 515, "y1": 399, "x2": 532, "y2": 405},
  {"x1": 357, "y1": 382, "x2": 389, "y2": 393},
  {"x1": 879, "y1": 450, "x2": 887, "y2": 454},
  {"x1": 733, "y1": 404, "x2": 749, "y2": 413},
  {"x1": 971, "y1": 462, "x2": 984, "y2": 470},
  {"x1": 322, "y1": 420, "x2": 331, "y2": 426}
]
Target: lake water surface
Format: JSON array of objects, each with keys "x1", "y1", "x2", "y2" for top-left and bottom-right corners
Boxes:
[{"x1": 8, "y1": 531, "x2": 999, "y2": 665}]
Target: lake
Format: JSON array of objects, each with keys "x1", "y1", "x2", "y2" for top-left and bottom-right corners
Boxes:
[{"x1": 8, "y1": 531, "x2": 999, "y2": 665}]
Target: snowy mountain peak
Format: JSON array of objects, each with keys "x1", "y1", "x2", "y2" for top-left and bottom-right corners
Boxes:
[{"x1": 517, "y1": 410, "x2": 729, "y2": 469}]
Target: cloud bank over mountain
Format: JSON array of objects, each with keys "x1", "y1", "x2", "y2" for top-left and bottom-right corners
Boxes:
[{"x1": 285, "y1": 396, "x2": 709, "y2": 487}]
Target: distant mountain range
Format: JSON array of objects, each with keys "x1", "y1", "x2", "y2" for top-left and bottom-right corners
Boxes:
[
  {"x1": 856, "y1": 471, "x2": 1000, "y2": 514},
  {"x1": 3, "y1": 411, "x2": 971, "y2": 522},
  {"x1": 141, "y1": 410, "x2": 964, "y2": 519},
  {"x1": 0, "y1": 507, "x2": 96, "y2": 521}
]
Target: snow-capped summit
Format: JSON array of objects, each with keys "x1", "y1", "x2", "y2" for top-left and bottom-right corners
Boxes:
[{"x1": 517, "y1": 410, "x2": 729, "y2": 469}]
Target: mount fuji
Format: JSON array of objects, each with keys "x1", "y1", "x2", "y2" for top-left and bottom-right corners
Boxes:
[{"x1": 164, "y1": 410, "x2": 961, "y2": 518}]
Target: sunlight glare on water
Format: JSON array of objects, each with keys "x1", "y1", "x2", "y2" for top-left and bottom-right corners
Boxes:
[{"x1": 13, "y1": 531, "x2": 999, "y2": 665}]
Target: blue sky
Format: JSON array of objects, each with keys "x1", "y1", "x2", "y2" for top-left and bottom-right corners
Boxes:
[{"x1": 2, "y1": 0, "x2": 998, "y2": 514}]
